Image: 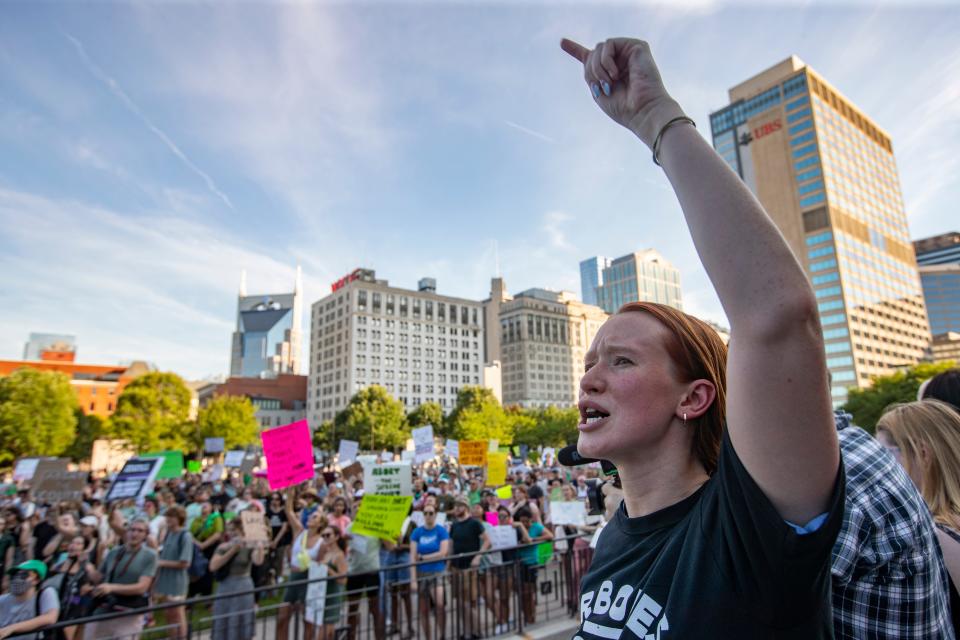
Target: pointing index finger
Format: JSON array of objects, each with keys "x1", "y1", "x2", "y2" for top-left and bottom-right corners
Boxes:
[{"x1": 560, "y1": 38, "x2": 590, "y2": 64}]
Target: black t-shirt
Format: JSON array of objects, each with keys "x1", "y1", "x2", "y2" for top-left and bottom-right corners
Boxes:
[
  {"x1": 576, "y1": 431, "x2": 844, "y2": 639},
  {"x1": 265, "y1": 507, "x2": 292, "y2": 546},
  {"x1": 527, "y1": 484, "x2": 544, "y2": 501},
  {"x1": 33, "y1": 521, "x2": 58, "y2": 561},
  {"x1": 448, "y1": 518, "x2": 485, "y2": 569}
]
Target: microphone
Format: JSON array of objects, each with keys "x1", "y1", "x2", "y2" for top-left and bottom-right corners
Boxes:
[{"x1": 558, "y1": 445, "x2": 618, "y2": 478}]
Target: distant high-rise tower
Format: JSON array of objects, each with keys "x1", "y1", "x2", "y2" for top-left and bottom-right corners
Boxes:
[
  {"x1": 230, "y1": 268, "x2": 303, "y2": 378},
  {"x1": 23, "y1": 333, "x2": 76, "y2": 362},
  {"x1": 579, "y1": 256, "x2": 611, "y2": 306},
  {"x1": 914, "y1": 232, "x2": 960, "y2": 338},
  {"x1": 709, "y1": 56, "x2": 929, "y2": 406},
  {"x1": 582, "y1": 250, "x2": 682, "y2": 314}
]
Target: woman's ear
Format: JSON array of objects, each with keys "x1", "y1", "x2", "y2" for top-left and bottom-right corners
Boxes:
[{"x1": 677, "y1": 379, "x2": 717, "y2": 421}]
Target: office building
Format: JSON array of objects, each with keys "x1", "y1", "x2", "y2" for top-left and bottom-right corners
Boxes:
[
  {"x1": 579, "y1": 256, "x2": 612, "y2": 307},
  {"x1": 307, "y1": 268, "x2": 484, "y2": 425},
  {"x1": 929, "y1": 332, "x2": 960, "y2": 365},
  {"x1": 482, "y1": 277, "x2": 512, "y2": 365},
  {"x1": 915, "y1": 233, "x2": 960, "y2": 338},
  {"x1": 23, "y1": 333, "x2": 76, "y2": 362},
  {"x1": 214, "y1": 374, "x2": 307, "y2": 429},
  {"x1": 230, "y1": 268, "x2": 303, "y2": 378},
  {"x1": 499, "y1": 288, "x2": 608, "y2": 408},
  {"x1": 0, "y1": 358, "x2": 152, "y2": 417},
  {"x1": 589, "y1": 250, "x2": 683, "y2": 314},
  {"x1": 709, "y1": 56, "x2": 930, "y2": 406}
]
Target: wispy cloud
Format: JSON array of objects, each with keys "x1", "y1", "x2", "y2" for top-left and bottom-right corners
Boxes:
[
  {"x1": 64, "y1": 33, "x2": 235, "y2": 210},
  {"x1": 504, "y1": 120, "x2": 556, "y2": 144}
]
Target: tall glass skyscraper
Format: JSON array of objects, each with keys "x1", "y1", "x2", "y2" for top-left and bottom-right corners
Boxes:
[
  {"x1": 230, "y1": 268, "x2": 303, "y2": 378},
  {"x1": 710, "y1": 56, "x2": 929, "y2": 406},
  {"x1": 581, "y1": 250, "x2": 682, "y2": 314},
  {"x1": 915, "y1": 232, "x2": 960, "y2": 337}
]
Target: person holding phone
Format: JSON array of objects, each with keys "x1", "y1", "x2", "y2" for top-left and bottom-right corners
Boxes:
[{"x1": 560, "y1": 36, "x2": 844, "y2": 639}]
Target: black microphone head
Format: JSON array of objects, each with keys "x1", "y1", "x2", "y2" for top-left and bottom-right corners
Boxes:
[{"x1": 558, "y1": 444, "x2": 599, "y2": 467}]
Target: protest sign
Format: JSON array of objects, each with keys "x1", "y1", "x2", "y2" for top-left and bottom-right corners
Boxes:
[
  {"x1": 549, "y1": 501, "x2": 586, "y2": 526},
  {"x1": 488, "y1": 439, "x2": 499, "y2": 453},
  {"x1": 204, "y1": 464, "x2": 225, "y2": 482},
  {"x1": 33, "y1": 470, "x2": 86, "y2": 503},
  {"x1": 519, "y1": 444, "x2": 529, "y2": 461},
  {"x1": 485, "y1": 512, "x2": 498, "y2": 526},
  {"x1": 340, "y1": 461, "x2": 363, "y2": 481},
  {"x1": 356, "y1": 454, "x2": 379, "y2": 467},
  {"x1": 30, "y1": 459, "x2": 69, "y2": 485},
  {"x1": 364, "y1": 463, "x2": 412, "y2": 496},
  {"x1": 412, "y1": 425, "x2": 435, "y2": 464},
  {"x1": 105, "y1": 457, "x2": 163, "y2": 504},
  {"x1": 241, "y1": 511, "x2": 270, "y2": 542},
  {"x1": 261, "y1": 420, "x2": 314, "y2": 491},
  {"x1": 410, "y1": 510, "x2": 447, "y2": 528},
  {"x1": 187, "y1": 460, "x2": 202, "y2": 474},
  {"x1": 445, "y1": 439, "x2": 459, "y2": 459},
  {"x1": 142, "y1": 451, "x2": 184, "y2": 479},
  {"x1": 12, "y1": 458, "x2": 40, "y2": 482},
  {"x1": 239, "y1": 454, "x2": 260, "y2": 475},
  {"x1": 459, "y1": 441, "x2": 487, "y2": 466},
  {"x1": 543, "y1": 447, "x2": 556, "y2": 464},
  {"x1": 485, "y1": 452, "x2": 507, "y2": 487},
  {"x1": 400, "y1": 450, "x2": 415, "y2": 463},
  {"x1": 350, "y1": 495, "x2": 413, "y2": 541},
  {"x1": 380, "y1": 451, "x2": 394, "y2": 463},
  {"x1": 338, "y1": 440, "x2": 359, "y2": 465},
  {"x1": 224, "y1": 450, "x2": 246, "y2": 468},
  {"x1": 496, "y1": 485, "x2": 512, "y2": 500},
  {"x1": 490, "y1": 525, "x2": 519, "y2": 550},
  {"x1": 204, "y1": 437, "x2": 225, "y2": 454},
  {"x1": 304, "y1": 563, "x2": 328, "y2": 625},
  {"x1": 91, "y1": 440, "x2": 136, "y2": 474}
]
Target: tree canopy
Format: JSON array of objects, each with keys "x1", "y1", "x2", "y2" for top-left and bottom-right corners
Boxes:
[
  {"x1": 333, "y1": 385, "x2": 409, "y2": 450},
  {"x1": 0, "y1": 368, "x2": 78, "y2": 466},
  {"x1": 513, "y1": 405, "x2": 580, "y2": 448},
  {"x1": 446, "y1": 386, "x2": 514, "y2": 445},
  {"x1": 841, "y1": 361, "x2": 957, "y2": 433},
  {"x1": 195, "y1": 395, "x2": 260, "y2": 451},
  {"x1": 110, "y1": 372, "x2": 193, "y2": 452},
  {"x1": 408, "y1": 402, "x2": 444, "y2": 433}
]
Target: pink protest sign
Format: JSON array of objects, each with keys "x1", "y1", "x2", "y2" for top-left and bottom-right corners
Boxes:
[
  {"x1": 261, "y1": 420, "x2": 314, "y2": 490},
  {"x1": 485, "y1": 511, "x2": 498, "y2": 527}
]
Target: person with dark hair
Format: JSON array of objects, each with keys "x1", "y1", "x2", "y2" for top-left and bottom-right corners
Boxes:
[
  {"x1": 154, "y1": 505, "x2": 192, "y2": 639},
  {"x1": 317, "y1": 525, "x2": 348, "y2": 640},
  {"x1": 560, "y1": 36, "x2": 844, "y2": 638},
  {"x1": 209, "y1": 517, "x2": 265, "y2": 640},
  {"x1": 922, "y1": 368, "x2": 960, "y2": 411},
  {"x1": 0, "y1": 560, "x2": 59, "y2": 640},
  {"x1": 514, "y1": 507, "x2": 552, "y2": 625},
  {"x1": 50, "y1": 535, "x2": 93, "y2": 640}
]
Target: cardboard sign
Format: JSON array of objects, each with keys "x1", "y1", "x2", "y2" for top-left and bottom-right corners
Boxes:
[
  {"x1": 224, "y1": 450, "x2": 246, "y2": 468},
  {"x1": 550, "y1": 501, "x2": 587, "y2": 526},
  {"x1": 351, "y1": 495, "x2": 413, "y2": 541},
  {"x1": 485, "y1": 452, "x2": 507, "y2": 487},
  {"x1": 459, "y1": 441, "x2": 487, "y2": 466},
  {"x1": 241, "y1": 511, "x2": 270, "y2": 542},
  {"x1": 204, "y1": 437, "x2": 225, "y2": 453},
  {"x1": 91, "y1": 440, "x2": 136, "y2": 474},
  {"x1": 30, "y1": 459, "x2": 69, "y2": 485},
  {"x1": 33, "y1": 471, "x2": 86, "y2": 504},
  {"x1": 261, "y1": 420, "x2": 314, "y2": 491},
  {"x1": 105, "y1": 457, "x2": 163, "y2": 504},
  {"x1": 340, "y1": 461, "x2": 363, "y2": 481},
  {"x1": 364, "y1": 463, "x2": 412, "y2": 496},
  {"x1": 304, "y1": 563, "x2": 328, "y2": 625},
  {"x1": 187, "y1": 460, "x2": 202, "y2": 474},
  {"x1": 142, "y1": 451, "x2": 184, "y2": 479},
  {"x1": 490, "y1": 525, "x2": 519, "y2": 550},
  {"x1": 338, "y1": 440, "x2": 359, "y2": 465},
  {"x1": 13, "y1": 458, "x2": 40, "y2": 482},
  {"x1": 412, "y1": 425, "x2": 435, "y2": 464},
  {"x1": 445, "y1": 439, "x2": 459, "y2": 459}
]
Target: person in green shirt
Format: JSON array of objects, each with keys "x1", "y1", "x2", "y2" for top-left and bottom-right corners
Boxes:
[{"x1": 188, "y1": 502, "x2": 223, "y2": 597}]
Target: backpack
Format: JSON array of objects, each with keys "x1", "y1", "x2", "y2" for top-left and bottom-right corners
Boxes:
[
  {"x1": 34, "y1": 585, "x2": 60, "y2": 640},
  {"x1": 185, "y1": 532, "x2": 208, "y2": 581}
]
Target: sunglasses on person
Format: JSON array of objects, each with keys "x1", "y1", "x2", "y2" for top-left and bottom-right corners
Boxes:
[
  {"x1": 321, "y1": 532, "x2": 334, "y2": 539},
  {"x1": 424, "y1": 510, "x2": 436, "y2": 516}
]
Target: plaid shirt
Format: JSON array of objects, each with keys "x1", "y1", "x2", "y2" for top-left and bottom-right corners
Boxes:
[{"x1": 832, "y1": 411, "x2": 955, "y2": 639}]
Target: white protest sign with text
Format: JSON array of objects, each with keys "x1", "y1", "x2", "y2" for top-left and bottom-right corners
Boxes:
[
  {"x1": 364, "y1": 463, "x2": 412, "y2": 496},
  {"x1": 412, "y1": 425, "x2": 435, "y2": 464}
]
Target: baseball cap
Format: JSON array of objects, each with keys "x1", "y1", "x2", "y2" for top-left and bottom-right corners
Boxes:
[
  {"x1": 80, "y1": 516, "x2": 99, "y2": 527},
  {"x1": 453, "y1": 494, "x2": 470, "y2": 507},
  {"x1": 8, "y1": 559, "x2": 47, "y2": 581}
]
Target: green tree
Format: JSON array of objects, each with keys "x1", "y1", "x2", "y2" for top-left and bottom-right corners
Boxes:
[
  {"x1": 0, "y1": 368, "x2": 78, "y2": 466},
  {"x1": 514, "y1": 406, "x2": 580, "y2": 448},
  {"x1": 841, "y1": 361, "x2": 957, "y2": 433},
  {"x1": 110, "y1": 372, "x2": 193, "y2": 452},
  {"x1": 195, "y1": 395, "x2": 260, "y2": 451},
  {"x1": 313, "y1": 420, "x2": 334, "y2": 451},
  {"x1": 64, "y1": 410, "x2": 106, "y2": 462},
  {"x1": 446, "y1": 386, "x2": 513, "y2": 445},
  {"x1": 333, "y1": 386, "x2": 409, "y2": 450},
  {"x1": 408, "y1": 402, "x2": 444, "y2": 434}
]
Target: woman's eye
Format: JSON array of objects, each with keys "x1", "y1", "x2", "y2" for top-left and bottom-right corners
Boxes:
[{"x1": 613, "y1": 356, "x2": 632, "y2": 365}]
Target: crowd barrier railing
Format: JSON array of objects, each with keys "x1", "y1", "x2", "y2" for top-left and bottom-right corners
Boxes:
[{"x1": 39, "y1": 532, "x2": 595, "y2": 640}]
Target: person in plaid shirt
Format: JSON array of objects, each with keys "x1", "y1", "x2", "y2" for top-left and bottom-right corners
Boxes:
[{"x1": 831, "y1": 410, "x2": 955, "y2": 639}]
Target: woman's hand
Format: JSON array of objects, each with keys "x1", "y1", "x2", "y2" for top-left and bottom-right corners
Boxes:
[{"x1": 560, "y1": 37, "x2": 685, "y2": 147}]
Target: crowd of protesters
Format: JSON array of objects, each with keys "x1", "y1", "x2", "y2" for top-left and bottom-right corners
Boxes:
[{"x1": 0, "y1": 367, "x2": 959, "y2": 640}]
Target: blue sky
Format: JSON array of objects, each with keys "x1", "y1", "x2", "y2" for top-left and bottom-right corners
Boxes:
[{"x1": 1, "y1": 1, "x2": 957, "y2": 380}]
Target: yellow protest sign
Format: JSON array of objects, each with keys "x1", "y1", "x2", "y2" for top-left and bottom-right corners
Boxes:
[
  {"x1": 486, "y1": 452, "x2": 507, "y2": 487},
  {"x1": 350, "y1": 495, "x2": 413, "y2": 542},
  {"x1": 495, "y1": 485, "x2": 512, "y2": 499},
  {"x1": 460, "y1": 441, "x2": 488, "y2": 466}
]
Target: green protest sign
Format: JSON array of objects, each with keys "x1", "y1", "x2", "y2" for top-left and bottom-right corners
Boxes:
[
  {"x1": 350, "y1": 495, "x2": 413, "y2": 542},
  {"x1": 143, "y1": 451, "x2": 185, "y2": 479},
  {"x1": 187, "y1": 460, "x2": 202, "y2": 474}
]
